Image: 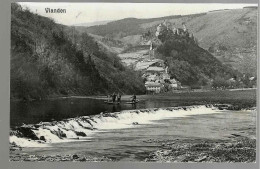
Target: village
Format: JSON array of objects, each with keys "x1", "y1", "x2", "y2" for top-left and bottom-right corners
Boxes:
[
  {"x1": 118, "y1": 49, "x2": 180, "y2": 94},
  {"x1": 118, "y1": 20, "x2": 193, "y2": 94}
]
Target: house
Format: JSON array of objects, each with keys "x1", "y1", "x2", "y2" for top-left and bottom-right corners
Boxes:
[
  {"x1": 146, "y1": 74, "x2": 158, "y2": 81},
  {"x1": 145, "y1": 82, "x2": 162, "y2": 94},
  {"x1": 150, "y1": 60, "x2": 164, "y2": 67},
  {"x1": 161, "y1": 73, "x2": 170, "y2": 80},
  {"x1": 249, "y1": 77, "x2": 255, "y2": 81},
  {"x1": 169, "y1": 78, "x2": 180, "y2": 89},
  {"x1": 169, "y1": 82, "x2": 178, "y2": 89},
  {"x1": 145, "y1": 66, "x2": 165, "y2": 75},
  {"x1": 170, "y1": 78, "x2": 177, "y2": 83}
]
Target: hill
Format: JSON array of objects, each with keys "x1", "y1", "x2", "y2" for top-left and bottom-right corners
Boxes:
[
  {"x1": 73, "y1": 20, "x2": 113, "y2": 27},
  {"x1": 82, "y1": 14, "x2": 204, "y2": 39},
  {"x1": 81, "y1": 8, "x2": 257, "y2": 76},
  {"x1": 11, "y1": 3, "x2": 145, "y2": 101},
  {"x1": 154, "y1": 25, "x2": 239, "y2": 87}
]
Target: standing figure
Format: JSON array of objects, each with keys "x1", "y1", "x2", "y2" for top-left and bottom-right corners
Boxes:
[
  {"x1": 112, "y1": 92, "x2": 117, "y2": 103},
  {"x1": 131, "y1": 94, "x2": 137, "y2": 103},
  {"x1": 117, "y1": 93, "x2": 121, "y2": 103}
]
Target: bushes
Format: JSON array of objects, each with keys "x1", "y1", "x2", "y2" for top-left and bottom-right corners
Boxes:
[{"x1": 212, "y1": 76, "x2": 230, "y2": 89}]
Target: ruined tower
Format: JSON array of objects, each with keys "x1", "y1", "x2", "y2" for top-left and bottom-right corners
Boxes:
[{"x1": 182, "y1": 22, "x2": 187, "y2": 32}]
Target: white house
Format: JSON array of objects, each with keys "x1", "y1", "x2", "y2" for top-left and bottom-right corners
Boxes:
[
  {"x1": 145, "y1": 82, "x2": 162, "y2": 93},
  {"x1": 169, "y1": 79, "x2": 178, "y2": 89}
]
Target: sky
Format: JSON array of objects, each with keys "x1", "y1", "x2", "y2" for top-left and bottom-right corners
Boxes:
[{"x1": 18, "y1": 2, "x2": 258, "y2": 25}]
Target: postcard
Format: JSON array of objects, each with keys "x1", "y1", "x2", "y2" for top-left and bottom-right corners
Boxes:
[{"x1": 10, "y1": 2, "x2": 257, "y2": 162}]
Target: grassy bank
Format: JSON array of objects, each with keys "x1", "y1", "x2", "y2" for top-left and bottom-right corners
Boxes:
[{"x1": 139, "y1": 89, "x2": 257, "y2": 108}]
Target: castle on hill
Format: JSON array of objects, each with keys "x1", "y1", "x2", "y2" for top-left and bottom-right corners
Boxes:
[
  {"x1": 155, "y1": 20, "x2": 195, "y2": 40},
  {"x1": 141, "y1": 20, "x2": 196, "y2": 47}
]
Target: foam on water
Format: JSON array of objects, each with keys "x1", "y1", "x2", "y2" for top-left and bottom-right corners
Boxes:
[
  {"x1": 10, "y1": 105, "x2": 224, "y2": 147},
  {"x1": 10, "y1": 135, "x2": 50, "y2": 147}
]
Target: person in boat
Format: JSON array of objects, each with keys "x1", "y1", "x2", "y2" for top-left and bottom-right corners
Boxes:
[
  {"x1": 107, "y1": 94, "x2": 110, "y2": 102},
  {"x1": 117, "y1": 93, "x2": 121, "y2": 103},
  {"x1": 112, "y1": 92, "x2": 117, "y2": 103},
  {"x1": 131, "y1": 94, "x2": 137, "y2": 103}
]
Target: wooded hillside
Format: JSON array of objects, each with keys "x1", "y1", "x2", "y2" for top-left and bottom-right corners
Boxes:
[
  {"x1": 155, "y1": 25, "x2": 240, "y2": 87},
  {"x1": 11, "y1": 3, "x2": 145, "y2": 100}
]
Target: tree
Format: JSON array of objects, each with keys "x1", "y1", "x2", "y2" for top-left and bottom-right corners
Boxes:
[{"x1": 212, "y1": 76, "x2": 230, "y2": 90}]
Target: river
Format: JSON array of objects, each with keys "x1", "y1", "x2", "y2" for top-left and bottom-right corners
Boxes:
[
  {"x1": 10, "y1": 97, "x2": 256, "y2": 162},
  {"x1": 10, "y1": 97, "x2": 196, "y2": 127}
]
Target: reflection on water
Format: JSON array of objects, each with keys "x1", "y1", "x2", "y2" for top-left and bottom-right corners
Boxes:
[{"x1": 10, "y1": 97, "x2": 186, "y2": 127}]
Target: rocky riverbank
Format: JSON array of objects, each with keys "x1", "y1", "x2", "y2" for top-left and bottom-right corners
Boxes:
[
  {"x1": 144, "y1": 137, "x2": 256, "y2": 163},
  {"x1": 10, "y1": 145, "x2": 113, "y2": 162},
  {"x1": 10, "y1": 153, "x2": 113, "y2": 162},
  {"x1": 10, "y1": 137, "x2": 256, "y2": 162}
]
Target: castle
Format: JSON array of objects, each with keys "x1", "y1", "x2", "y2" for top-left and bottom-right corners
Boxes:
[
  {"x1": 141, "y1": 20, "x2": 196, "y2": 44},
  {"x1": 155, "y1": 20, "x2": 195, "y2": 40}
]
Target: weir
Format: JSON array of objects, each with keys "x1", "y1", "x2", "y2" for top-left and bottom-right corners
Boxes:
[{"x1": 9, "y1": 105, "x2": 232, "y2": 147}]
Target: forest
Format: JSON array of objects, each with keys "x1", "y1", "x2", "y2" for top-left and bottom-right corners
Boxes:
[{"x1": 11, "y1": 3, "x2": 145, "y2": 101}]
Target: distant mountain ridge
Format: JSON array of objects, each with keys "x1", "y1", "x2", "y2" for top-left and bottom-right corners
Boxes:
[
  {"x1": 73, "y1": 20, "x2": 113, "y2": 27},
  {"x1": 78, "y1": 14, "x2": 205, "y2": 39}
]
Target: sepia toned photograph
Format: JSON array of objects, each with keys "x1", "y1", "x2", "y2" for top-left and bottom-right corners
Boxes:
[{"x1": 10, "y1": 2, "x2": 257, "y2": 162}]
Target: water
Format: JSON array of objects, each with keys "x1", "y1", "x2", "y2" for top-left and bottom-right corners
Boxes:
[
  {"x1": 15, "y1": 109, "x2": 256, "y2": 161},
  {"x1": 10, "y1": 97, "x2": 187, "y2": 127},
  {"x1": 10, "y1": 97, "x2": 256, "y2": 161}
]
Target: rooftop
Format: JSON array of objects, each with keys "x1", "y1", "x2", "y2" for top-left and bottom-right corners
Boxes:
[
  {"x1": 146, "y1": 66, "x2": 165, "y2": 72},
  {"x1": 145, "y1": 82, "x2": 162, "y2": 87},
  {"x1": 170, "y1": 79, "x2": 177, "y2": 84}
]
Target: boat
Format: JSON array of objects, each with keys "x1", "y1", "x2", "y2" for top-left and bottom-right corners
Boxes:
[
  {"x1": 125, "y1": 99, "x2": 139, "y2": 104},
  {"x1": 104, "y1": 99, "x2": 139, "y2": 104},
  {"x1": 104, "y1": 101, "x2": 120, "y2": 105}
]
